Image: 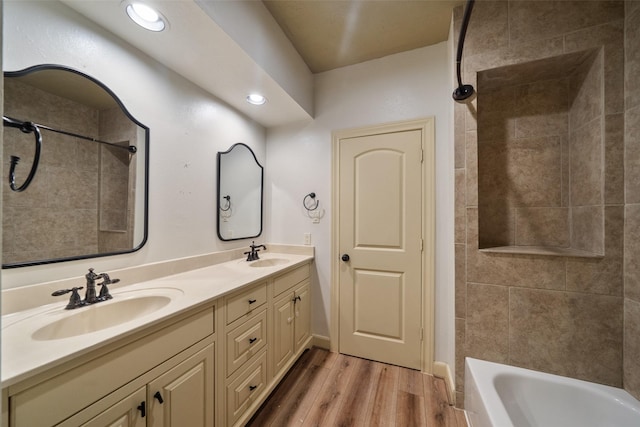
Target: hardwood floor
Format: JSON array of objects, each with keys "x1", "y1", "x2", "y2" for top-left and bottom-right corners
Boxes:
[{"x1": 246, "y1": 348, "x2": 468, "y2": 427}]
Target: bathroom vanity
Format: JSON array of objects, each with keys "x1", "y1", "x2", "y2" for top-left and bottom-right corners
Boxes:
[{"x1": 1, "y1": 248, "x2": 314, "y2": 427}]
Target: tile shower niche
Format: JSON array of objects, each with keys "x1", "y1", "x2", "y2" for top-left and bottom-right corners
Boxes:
[{"x1": 477, "y1": 49, "x2": 605, "y2": 258}]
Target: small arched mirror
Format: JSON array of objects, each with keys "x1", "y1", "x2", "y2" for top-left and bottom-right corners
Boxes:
[
  {"x1": 217, "y1": 143, "x2": 263, "y2": 241},
  {"x1": 2, "y1": 64, "x2": 149, "y2": 268}
]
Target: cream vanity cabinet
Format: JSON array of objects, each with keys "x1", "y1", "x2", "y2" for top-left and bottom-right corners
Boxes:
[
  {"x1": 272, "y1": 265, "x2": 311, "y2": 378},
  {"x1": 219, "y1": 262, "x2": 313, "y2": 427},
  {"x1": 222, "y1": 281, "x2": 269, "y2": 427},
  {"x1": 7, "y1": 307, "x2": 216, "y2": 427}
]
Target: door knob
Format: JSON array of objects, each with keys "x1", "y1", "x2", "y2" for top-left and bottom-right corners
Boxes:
[{"x1": 341, "y1": 254, "x2": 350, "y2": 262}]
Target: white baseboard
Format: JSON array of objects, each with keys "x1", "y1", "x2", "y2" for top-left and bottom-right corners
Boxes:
[
  {"x1": 312, "y1": 334, "x2": 331, "y2": 349},
  {"x1": 433, "y1": 361, "x2": 456, "y2": 405}
]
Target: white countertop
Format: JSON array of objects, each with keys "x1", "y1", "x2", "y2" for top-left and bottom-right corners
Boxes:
[{"x1": 1, "y1": 252, "x2": 313, "y2": 388}]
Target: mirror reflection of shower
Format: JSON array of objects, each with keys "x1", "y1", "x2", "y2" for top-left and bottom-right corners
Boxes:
[{"x1": 2, "y1": 65, "x2": 149, "y2": 268}]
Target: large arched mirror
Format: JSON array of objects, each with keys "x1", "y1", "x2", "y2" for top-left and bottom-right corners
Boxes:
[
  {"x1": 2, "y1": 64, "x2": 149, "y2": 268},
  {"x1": 217, "y1": 143, "x2": 263, "y2": 241}
]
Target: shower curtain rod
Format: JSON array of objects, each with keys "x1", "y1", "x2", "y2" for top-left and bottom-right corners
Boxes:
[{"x1": 2, "y1": 115, "x2": 137, "y2": 154}]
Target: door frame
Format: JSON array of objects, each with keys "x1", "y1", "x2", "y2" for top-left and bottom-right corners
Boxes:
[{"x1": 330, "y1": 117, "x2": 435, "y2": 374}]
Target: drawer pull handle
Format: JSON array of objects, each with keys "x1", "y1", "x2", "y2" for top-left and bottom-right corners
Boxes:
[
  {"x1": 249, "y1": 385, "x2": 258, "y2": 391},
  {"x1": 137, "y1": 401, "x2": 146, "y2": 418},
  {"x1": 249, "y1": 337, "x2": 258, "y2": 344},
  {"x1": 248, "y1": 299, "x2": 257, "y2": 304},
  {"x1": 154, "y1": 391, "x2": 164, "y2": 404}
]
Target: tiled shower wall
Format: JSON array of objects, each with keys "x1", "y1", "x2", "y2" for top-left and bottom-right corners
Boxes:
[
  {"x1": 453, "y1": 0, "x2": 635, "y2": 406},
  {"x1": 3, "y1": 80, "x2": 134, "y2": 263},
  {"x1": 98, "y1": 107, "x2": 137, "y2": 253},
  {"x1": 624, "y1": 0, "x2": 640, "y2": 401},
  {"x1": 477, "y1": 49, "x2": 605, "y2": 253},
  {"x1": 3, "y1": 80, "x2": 101, "y2": 263}
]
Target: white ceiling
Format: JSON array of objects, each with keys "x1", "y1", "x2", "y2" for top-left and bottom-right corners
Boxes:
[{"x1": 61, "y1": 0, "x2": 459, "y2": 128}]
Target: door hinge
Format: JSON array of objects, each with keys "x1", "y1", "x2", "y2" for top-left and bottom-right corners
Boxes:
[
  {"x1": 420, "y1": 328, "x2": 424, "y2": 341},
  {"x1": 421, "y1": 149, "x2": 424, "y2": 163},
  {"x1": 420, "y1": 238, "x2": 424, "y2": 252}
]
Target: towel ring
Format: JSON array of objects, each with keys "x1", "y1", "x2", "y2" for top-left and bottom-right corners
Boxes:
[
  {"x1": 303, "y1": 192, "x2": 319, "y2": 211},
  {"x1": 220, "y1": 195, "x2": 231, "y2": 211}
]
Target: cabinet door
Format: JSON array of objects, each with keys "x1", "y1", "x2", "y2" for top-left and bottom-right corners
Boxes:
[
  {"x1": 294, "y1": 282, "x2": 311, "y2": 351},
  {"x1": 147, "y1": 343, "x2": 215, "y2": 427},
  {"x1": 272, "y1": 293, "x2": 294, "y2": 376},
  {"x1": 80, "y1": 387, "x2": 146, "y2": 427}
]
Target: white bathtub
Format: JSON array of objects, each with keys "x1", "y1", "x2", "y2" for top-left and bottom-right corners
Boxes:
[{"x1": 464, "y1": 358, "x2": 640, "y2": 427}]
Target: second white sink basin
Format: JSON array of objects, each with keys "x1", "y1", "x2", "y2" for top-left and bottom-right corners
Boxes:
[
  {"x1": 31, "y1": 288, "x2": 183, "y2": 341},
  {"x1": 249, "y1": 258, "x2": 289, "y2": 268}
]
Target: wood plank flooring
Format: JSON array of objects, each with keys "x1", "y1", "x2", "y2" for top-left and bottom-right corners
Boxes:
[{"x1": 246, "y1": 348, "x2": 468, "y2": 427}]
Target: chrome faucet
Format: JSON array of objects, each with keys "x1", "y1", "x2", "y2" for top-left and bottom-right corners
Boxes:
[
  {"x1": 52, "y1": 268, "x2": 120, "y2": 309},
  {"x1": 245, "y1": 241, "x2": 266, "y2": 261}
]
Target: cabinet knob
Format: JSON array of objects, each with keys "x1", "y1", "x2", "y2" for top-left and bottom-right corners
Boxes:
[
  {"x1": 137, "y1": 401, "x2": 146, "y2": 418},
  {"x1": 341, "y1": 254, "x2": 350, "y2": 262},
  {"x1": 249, "y1": 337, "x2": 258, "y2": 344},
  {"x1": 249, "y1": 385, "x2": 258, "y2": 391},
  {"x1": 248, "y1": 298, "x2": 257, "y2": 304},
  {"x1": 154, "y1": 391, "x2": 164, "y2": 404}
]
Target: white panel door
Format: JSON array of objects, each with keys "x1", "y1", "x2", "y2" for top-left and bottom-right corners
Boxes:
[{"x1": 338, "y1": 128, "x2": 423, "y2": 369}]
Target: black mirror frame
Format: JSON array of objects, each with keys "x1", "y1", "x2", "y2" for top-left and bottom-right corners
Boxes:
[
  {"x1": 2, "y1": 64, "x2": 150, "y2": 269},
  {"x1": 216, "y1": 142, "x2": 264, "y2": 242}
]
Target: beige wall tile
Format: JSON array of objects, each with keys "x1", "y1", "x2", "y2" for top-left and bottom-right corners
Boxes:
[
  {"x1": 509, "y1": 1, "x2": 624, "y2": 46},
  {"x1": 561, "y1": 134, "x2": 570, "y2": 207},
  {"x1": 515, "y1": 207, "x2": 569, "y2": 247},
  {"x1": 455, "y1": 170, "x2": 467, "y2": 244},
  {"x1": 478, "y1": 204, "x2": 514, "y2": 247},
  {"x1": 571, "y1": 206, "x2": 604, "y2": 254},
  {"x1": 455, "y1": 317, "x2": 466, "y2": 391},
  {"x1": 625, "y1": 204, "x2": 640, "y2": 302},
  {"x1": 506, "y1": 136, "x2": 563, "y2": 207},
  {"x1": 624, "y1": 298, "x2": 640, "y2": 400},
  {"x1": 464, "y1": 38, "x2": 564, "y2": 84},
  {"x1": 477, "y1": 86, "x2": 516, "y2": 141},
  {"x1": 467, "y1": 208, "x2": 566, "y2": 289},
  {"x1": 466, "y1": 283, "x2": 509, "y2": 363},
  {"x1": 569, "y1": 50, "x2": 603, "y2": 131},
  {"x1": 627, "y1": 0, "x2": 640, "y2": 16},
  {"x1": 626, "y1": 106, "x2": 640, "y2": 203},
  {"x1": 465, "y1": 130, "x2": 478, "y2": 207},
  {"x1": 454, "y1": 103, "x2": 467, "y2": 168},
  {"x1": 604, "y1": 114, "x2": 625, "y2": 204},
  {"x1": 570, "y1": 117, "x2": 603, "y2": 207},
  {"x1": 564, "y1": 21, "x2": 624, "y2": 115},
  {"x1": 566, "y1": 206, "x2": 623, "y2": 295},
  {"x1": 455, "y1": 244, "x2": 466, "y2": 319},
  {"x1": 510, "y1": 288, "x2": 623, "y2": 387},
  {"x1": 514, "y1": 78, "x2": 569, "y2": 139},
  {"x1": 463, "y1": 1, "x2": 509, "y2": 57},
  {"x1": 626, "y1": 6, "x2": 640, "y2": 110}
]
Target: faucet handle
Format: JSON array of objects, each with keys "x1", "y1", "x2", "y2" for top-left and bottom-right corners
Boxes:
[
  {"x1": 52, "y1": 287, "x2": 84, "y2": 309},
  {"x1": 98, "y1": 273, "x2": 119, "y2": 300}
]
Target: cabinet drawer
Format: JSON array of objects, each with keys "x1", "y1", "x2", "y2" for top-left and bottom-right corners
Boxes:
[
  {"x1": 273, "y1": 264, "x2": 310, "y2": 297},
  {"x1": 226, "y1": 310, "x2": 267, "y2": 377},
  {"x1": 226, "y1": 351, "x2": 267, "y2": 426},
  {"x1": 226, "y1": 282, "x2": 266, "y2": 325}
]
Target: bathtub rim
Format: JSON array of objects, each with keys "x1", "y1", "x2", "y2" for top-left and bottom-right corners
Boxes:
[{"x1": 464, "y1": 357, "x2": 640, "y2": 427}]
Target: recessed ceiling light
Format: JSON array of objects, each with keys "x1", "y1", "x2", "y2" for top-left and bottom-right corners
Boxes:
[
  {"x1": 246, "y1": 93, "x2": 267, "y2": 105},
  {"x1": 126, "y1": 2, "x2": 166, "y2": 32}
]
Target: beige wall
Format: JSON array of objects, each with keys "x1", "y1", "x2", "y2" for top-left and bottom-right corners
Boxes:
[
  {"x1": 454, "y1": 0, "x2": 632, "y2": 406},
  {"x1": 624, "y1": 0, "x2": 640, "y2": 401}
]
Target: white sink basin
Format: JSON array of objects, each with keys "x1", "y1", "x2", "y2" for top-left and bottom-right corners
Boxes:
[
  {"x1": 31, "y1": 289, "x2": 183, "y2": 341},
  {"x1": 249, "y1": 258, "x2": 289, "y2": 268}
]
